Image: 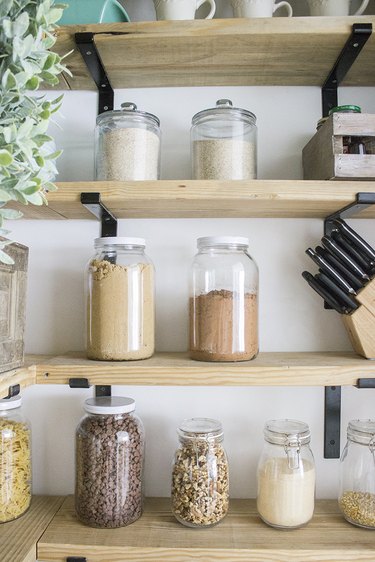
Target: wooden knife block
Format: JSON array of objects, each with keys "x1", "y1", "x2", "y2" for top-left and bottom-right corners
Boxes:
[{"x1": 342, "y1": 278, "x2": 375, "y2": 359}]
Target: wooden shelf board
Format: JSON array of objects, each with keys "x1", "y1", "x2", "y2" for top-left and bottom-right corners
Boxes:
[
  {"x1": 0, "y1": 362, "x2": 36, "y2": 400},
  {"x1": 17, "y1": 180, "x2": 375, "y2": 220},
  {"x1": 33, "y1": 351, "x2": 375, "y2": 387},
  {"x1": 38, "y1": 496, "x2": 375, "y2": 562},
  {"x1": 51, "y1": 17, "x2": 375, "y2": 90},
  {"x1": 0, "y1": 496, "x2": 64, "y2": 562}
]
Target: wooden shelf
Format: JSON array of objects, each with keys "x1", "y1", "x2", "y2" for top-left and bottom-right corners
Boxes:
[
  {"x1": 51, "y1": 17, "x2": 375, "y2": 90},
  {"x1": 38, "y1": 496, "x2": 375, "y2": 562},
  {"x1": 33, "y1": 351, "x2": 375, "y2": 387},
  {"x1": 17, "y1": 180, "x2": 375, "y2": 220},
  {"x1": 0, "y1": 496, "x2": 64, "y2": 562}
]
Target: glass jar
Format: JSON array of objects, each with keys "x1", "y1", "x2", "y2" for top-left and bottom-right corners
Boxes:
[
  {"x1": 257, "y1": 419, "x2": 315, "y2": 529},
  {"x1": 95, "y1": 102, "x2": 161, "y2": 181},
  {"x1": 86, "y1": 237, "x2": 155, "y2": 361},
  {"x1": 171, "y1": 418, "x2": 229, "y2": 528},
  {"x1": 0, "y1": 396, "x2": 31, "y2": 523},
  {"x1": 75, "y1": 396, "x2": 145, "y2": 528},
  {"x1": 339, "y1": 419, "x2": 375, "y2": 529},
  {"x1": 189, "y1": 236, "x2": 258, "y2": 362},
  {"x1": 191, "y1": 99, "x2": 257, "y2": 180}
]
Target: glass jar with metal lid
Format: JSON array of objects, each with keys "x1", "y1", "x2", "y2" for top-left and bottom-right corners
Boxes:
[
  {"x1": 257, "y1": 419, "x2": 315, "y2": 529},
  {"x1": 171, "y1": 418, "x2": 229, "y2": 528},
  {"x1": 339, "y1": 420, "x2": 375, "y2": 529},
  {"x1": 86, "y1": 236, "x2": 155, "y2": 360},
  {"x1": 95, "y1": 102, "x2": 161, "y2": 181},
  {"x1": 191, "y1": 99, "x2": 257, "y2": 180},
  {"x1": 0, "y1": 395, "x2": 31, "y2": 523}
]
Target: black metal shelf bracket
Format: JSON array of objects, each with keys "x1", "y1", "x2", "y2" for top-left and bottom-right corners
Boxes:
[
  {"x1": 324, "y1": 386, "x2": 341, "y2": 458},
  {"x1": 324, "y1": 192, "x2": 375, "y2": 236},
  {"x1": 75, "y1": 32, "x2": 114, "y2": 115},
  {"x1": 67, "y1": 557, "x2": 87, "y2": 562},
  {"x1": 2, "y1": 384, "x2": 20, "y2": 400},
  {"x1": 322, "y1": 23, "x2": 372, "y2": 117},
  {"x1": 81, "y1": 192, "x2": 117, "y2": 237},
  {"x1": 68, "y1": 378, "x2": 112, "y2": 397}
]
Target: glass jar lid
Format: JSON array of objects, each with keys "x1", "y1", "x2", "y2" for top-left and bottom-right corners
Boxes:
[
  {"x1": 178, "y1": 417, "x2": 223, "y2": 441},
  {"x1": 84, "y1": 396, "x2": 135, "y2": 415},
  {"x1": 197, "y1": 236, "x2": 249, "y2": 248},
  {"x1": 94, "y1": 237, "x2": 146, "y2": 248},
  {"x1": 0, "y1": 396, "x2": 22, "y2": 411},
  {"x1": 264, "y1": 419, "x2": 311, "y2": 446},
  {"x1": 96, "y1": 102, "x2": 160, "y2": 127},
  {"x1": 192, "y1": 99, "x2": 256, "y2": 126},
  {"x1": 328, "y1": 105, "x2": 361, "y2": 115},
  {"x1": 347, "y1": 419, "x2": 375, "y2": 446}
]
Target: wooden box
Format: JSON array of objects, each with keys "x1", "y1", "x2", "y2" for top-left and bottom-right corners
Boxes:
[
  {"x1": 0, "y1": 242, "x2": 28, "y2": 374},
  {"x1": 302, "y1": 113, "x2": 375, "y2": 180}
]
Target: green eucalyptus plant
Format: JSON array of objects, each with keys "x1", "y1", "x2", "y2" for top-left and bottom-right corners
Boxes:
[{"x1": 0, "y1": 0, "x2": 69, "y2": 263}]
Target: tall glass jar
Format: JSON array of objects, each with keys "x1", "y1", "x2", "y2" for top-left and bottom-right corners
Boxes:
[
  {"x1": 189, "y1": 236, "x2": 258, "y2": 362},
  {"x1": 171, "y1": 418, "x2": 229, "y2": 527},
  {"x1": 86, "y1": 237, "x2": 155, "y2": 361},
  {"x1": 95, "y1": 102, "x2": 161, "y2": 181},
  {"x1": 339, "y1": 419, "x2": 375, "y2": 529},
  {"x1": 191, "y1": 99, "x2": 257, "y2": 180},
  {"x1": 257, "y1": 419, "x2": 315, "y2": 529},
  {"x1": 75, "y1": 396, "x2": 145, "y2": 528},
  {"x1": 0, "y1": 396, "x2": 31, "y2": 523}
]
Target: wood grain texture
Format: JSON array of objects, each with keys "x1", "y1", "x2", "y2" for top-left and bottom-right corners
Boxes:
[
  {"x1": 17, "y1": 180, "x2": 375, "y2": 219},
  {"x1": 52, "y1": 17, "x2": 375, "y2": 90},
  {"x1": 0, "y1": 363, "x2": 35, "y2": 400},
  {"x1": 33, "y1": 351, "x2": 375, "y2": 387},
  {"x1": 342, "y1": 306, "x2": 375, "y2": 359},
  {"x1": 37, "y1": 497, "x2": 375, "y2": 562},
  {"x1": 0, "y1": 496, "x2": 64, "y2": 562}
]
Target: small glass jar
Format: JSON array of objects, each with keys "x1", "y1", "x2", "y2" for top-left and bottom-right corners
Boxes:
[
  {"x1": 189, "y1": 236, "x2": 258, "y2": 362},
  {"x1": 191, "y1": 99, "x2": 257, "y2": 180},
  {"x1": 171, "y1": 418, "x2": 229, "y2": 528},
  {"x1": 95, "y1": 102, "x2": 161, "y2": 181},
  {"x1": 75, "y1": 396, "x2": 145, "y2": 528},
  {"x1": 0, "y1": 396, "x2": 31, "y2": 523},
  {"x1": 257, "y1": 419, "x2": 315, "y2": 529},
  {"x1": 339, "y1": 420, "x2": 375, "y2": 529},
  {"x1": 86, "y1": 237, "x2": 155, "y2": 361}
]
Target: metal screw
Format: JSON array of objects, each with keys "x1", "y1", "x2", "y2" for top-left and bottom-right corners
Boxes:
[
  {"x1": 353, "y1": 42, "x2": 359, "y2": 48},
  {"x1": 103, "y1": 105, "x2": 109, "y2": 111},
  {"x1": 101, "y1": 84, "x2": 106, "y2": 88},
  {"x1": 86, "y1": 50, "x2": 92, "y2": 55},
  {"x1": 330, "y1": 440, "x2": 336, "y2": 445}
]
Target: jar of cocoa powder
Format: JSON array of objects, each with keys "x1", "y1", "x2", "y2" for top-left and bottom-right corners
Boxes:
[
  {"x1": 75, "y1": 396, "x2": 145, "y2": 528},
  {"x1": 189, "y1": 236, "x2": 258, "y2": 362}
]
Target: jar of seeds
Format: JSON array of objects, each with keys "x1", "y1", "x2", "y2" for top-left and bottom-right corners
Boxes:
[
  {"x1": 191, "y1": 99, "x2": 257, "y2": 180},
  {"x1": 75, "y1": 396, "x2": 145, "y2": 529},
  {"x1": 171, "y1": 418, "x2": 229, "y2": 528},
  {"x1": 95, "y1": 102, "x2": 161, "y2": 181},
  {"x1": 339, "y1": 419, "x2": 375, "y2": 529}
]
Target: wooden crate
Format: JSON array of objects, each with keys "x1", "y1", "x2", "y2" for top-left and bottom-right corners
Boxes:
[{"x1": 302, "y1": 113, "x2": 375, "y2": 180}]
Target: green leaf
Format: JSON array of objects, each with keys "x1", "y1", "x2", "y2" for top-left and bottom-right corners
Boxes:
[
  {"x1": 22, "y1": 184, "x2": 41, "y2": 196},
  {"x1": 25, "y1": 76, "x2": 39, "y2": 90},
  {"x1": 25, "y1": 192, "x2": 44, "y2": 205},
  {"x1": 0, "y1": 208, "x2": 23, "y2": 219},
  {"x1": 0, "y1": 149, "x2": 13, "y2": 166},
  {"x1": 0, "y1": 249, "x2": 15, "y2": 265}
]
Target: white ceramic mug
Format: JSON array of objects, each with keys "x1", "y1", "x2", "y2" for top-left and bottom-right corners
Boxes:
[
  {"x1": 153, "y1": 0, "x2": 216, "y2": 20},
  {"x1": 231, "y1": 0, "x2": 293, "y2": 17},
  {"x1": 307, "y1": 0, "x2": 369, "y2": 15}
]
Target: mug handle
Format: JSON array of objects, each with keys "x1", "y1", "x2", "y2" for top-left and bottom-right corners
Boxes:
[
  {"x1": 354, "y1": 0, "x2": 369, "y2": 15},
  {"x1": 197, "y1": 0, "x2": 216, "y2": 19},
  {"x1": 273, "y1": 1, "x2": 293, "y2": 16}
]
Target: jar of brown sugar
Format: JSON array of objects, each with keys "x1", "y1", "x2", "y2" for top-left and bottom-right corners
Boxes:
[{"x1": 189, "y1": 236, "x2": 259, "y2": 362}]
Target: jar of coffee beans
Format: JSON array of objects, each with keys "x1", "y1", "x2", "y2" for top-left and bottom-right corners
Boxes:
[
  {"x1": 191, "y1": 99, "x2": 257, "y2": 180},
  {"x1": 75, "y1": 396, "x2": 145, "y2": 528},
  {"x1": 339, "y1": 419, "x2": 375, "y2": 529},
  {"x1": 171, "y1": 418, "x2": 229, "y2": 528}
]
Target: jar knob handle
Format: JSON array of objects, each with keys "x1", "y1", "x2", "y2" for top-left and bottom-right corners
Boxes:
[
  {"x1": 216, "y1": 99, "x2": 233, "y2": 108},
  {"x1": 121, "y1": 102, "x2": 137, "y2": 111}
]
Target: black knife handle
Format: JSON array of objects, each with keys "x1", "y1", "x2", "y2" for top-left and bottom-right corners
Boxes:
[
  {"x1": 302, "y1": 271, "x2": 347, "y2": 314},
  {"x1": 317, "y1": 272, "x2": 359, "y2": 311},
  {"x1": 305, "y1": 247, "x2": 356, "y2": 294},
  {"x1": 322, "y1": 236, "x2": 370, "y2": 282},
  {"x1": 333, "y1": 219, "x2": 375, "y2": 261},
  {"x1": 331, "y1": 230, "x2": 373, "y2": 271},
  {"x1": 315, "y1": 246, "x2": 364, "y2": 291}
]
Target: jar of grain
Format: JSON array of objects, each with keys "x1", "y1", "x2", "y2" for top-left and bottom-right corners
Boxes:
[
  {"x1": 0, "y1": 395, "x2": 31, "y2": 523},
  {"x1": 75, "y1": 396, "x2": 145, "y2": 528},
  {"x1": 189, "y1": 236, "x2": 258, "y2": 362},
  {"x1": 95, "y1": 102, "x2": 161, "y2": 180},
  {"x1": 171, "y1": 418, "x2": 229, "y2": 528},
  {"x1": 339, "y1": 419, "x2": 375, "y2": 529},
  {"x1": 191, "y1": 99, "x2": 257, "y2": 179},
  {"x1": 86, "y1": 237, "x2": 155, "y2": 360},
  {"x1": 257, "y1": 419, "x2": 315, "y2": 529}
]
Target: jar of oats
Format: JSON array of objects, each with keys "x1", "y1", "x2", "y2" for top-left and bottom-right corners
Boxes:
[
  {"x1": 86, "y1": 237, "x2": 155, "y2": 360},
  {"x1": 339, "y1": 420, "x2": 375, "y2": 529},
  {"x1": 171, "y1": 418, "x2": 229, "y2": 528},
  {"x1": 191, "y1": 99, "x2": 257, "y2": 179},
  {"x1": 95, "y1": 102, "x2": 161, "y2": 180}
]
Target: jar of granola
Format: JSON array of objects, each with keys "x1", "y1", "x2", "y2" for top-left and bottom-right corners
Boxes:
[{"x1": 171, "y1": 418, "x2": 229, "y2": 528}]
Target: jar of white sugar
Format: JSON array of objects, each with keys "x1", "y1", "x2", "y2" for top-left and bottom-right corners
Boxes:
[
  {"x1": 95, "y1": 102, "x2": 161, "y2": 181},
  {"x1": 257, "y1": 419, "x2": 315, "y2": 529},
  {"x1": 191, "y1": 99, "x2": 257, "y2": 180}
]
